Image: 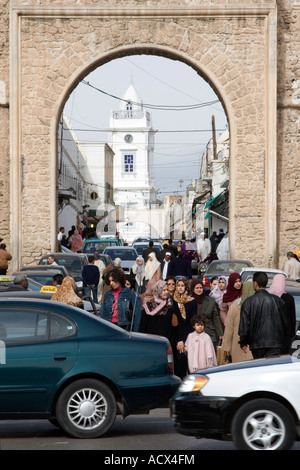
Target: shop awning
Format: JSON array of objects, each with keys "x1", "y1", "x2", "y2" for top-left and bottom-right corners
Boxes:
[{"x1": 204, "y1": 191, "x2": 224, "y2": 208}]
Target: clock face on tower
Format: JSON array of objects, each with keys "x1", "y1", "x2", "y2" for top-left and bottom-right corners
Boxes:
[{"x1": 124, "y1": 134, "x2": 133, "y2": 143}]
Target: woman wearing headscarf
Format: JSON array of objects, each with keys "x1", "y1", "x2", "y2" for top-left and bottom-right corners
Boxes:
[
  {"x1": 190, "y1": 279, "x2": 223, "y2": 348},
  {"x1": 219, "y1": 272, "x2": 242, "y2": 326},
  {"x1": 222, "y1": 281, "x2": 254, "y2": 362},
  {"x1": 51, "y1": 276, "x2": 83, "y2": 308},
  {"x1": 68, "y1": 230, "x2": 83, "y2": 253},
  {"x1": 173, "y1": 277, "x2": 198, "y2": 378},
  {"x1": 144, "y1": 252, "x2": 161, "y2": 285},
  {"x1": 268, "y1": 274, "x2": 296, "y2": 354},
  {"x1": 209, "y1": 276, "x2": 228, "y2": 309},
  {"x1": 139, "y1": 280, "x2": 181, "y2": 355},
  {"x1": 131, "y1": 255, "x2": 146, "y2": 297}
]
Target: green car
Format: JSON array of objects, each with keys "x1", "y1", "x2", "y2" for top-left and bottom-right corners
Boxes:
[
  {"x1": 0, "y1": 298, "x2": 180, "y2": 438},
  {"x1": 82, "y1": 237, "x2": 122, "y2": 254}
]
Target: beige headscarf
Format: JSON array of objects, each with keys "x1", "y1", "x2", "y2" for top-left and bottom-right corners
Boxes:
[
  {"x1": 144, "y1": 252, "x2": 161, "y2": 281},
  {"x1": 51, "y1": 276, "x2": 83, "y2": 308},
  {"x1": 173, "y1": 277, "x2": 194, "y2": 320}
]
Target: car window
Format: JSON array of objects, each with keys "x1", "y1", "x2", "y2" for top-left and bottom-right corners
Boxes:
[
  {"x1": 133, "y1": 245, "x2": 146, "y2": 255},
  {"x1": 29, "y1": 275, "x2": 54, "y2": 285},
  {"x1": 0, "y1": 308, "x2": 76, "y2": 344},
  {"x1": 39, "y1": 257, "x2": 83, "y2": 271},
  {"x1": 105, "y1": 249, "x2": 136, "y2": 260},
  {"x1": 294, "y1": 295, "x2": 300, "y2": 322},
  {"x1": 207, "y1": 262, "x2": 250, "y2": 273},
  {"x1": 84, "y1": 241, "x2": 118, "y2": 253}
]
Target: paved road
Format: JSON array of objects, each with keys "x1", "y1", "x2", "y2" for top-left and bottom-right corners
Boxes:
[
  {"x1": 1, "y1": 407, "x2": 299, "y2": 453},
  {"x1": 0, "y1": 407, "x2": 234, "y2": 451}
]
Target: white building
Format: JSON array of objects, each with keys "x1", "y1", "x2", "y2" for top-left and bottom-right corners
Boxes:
[
  {"x1": 193, "y1": 128, "x2": 229, "y2": 235},
  {"x1": 108, "y1": 81, "x2": 158, "y2": 211},
  {"x1": 79, "y1": 142, "x2": 115, "y2": 215},
  {"x1": 57, "y1": 116, "x2": 87, "y2": 232},
  {"x1": 57, "y1": 116, "x2": 115, "y2": 235}
]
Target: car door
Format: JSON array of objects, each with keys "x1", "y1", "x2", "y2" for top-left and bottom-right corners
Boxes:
[{"x1": 0, "y1": 306, "x2": 78, "y2": 413}]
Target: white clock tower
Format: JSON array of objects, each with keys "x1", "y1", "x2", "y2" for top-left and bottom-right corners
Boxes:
[{"x1": 108, "y1": 82, "x2": 157, "y2": 211}]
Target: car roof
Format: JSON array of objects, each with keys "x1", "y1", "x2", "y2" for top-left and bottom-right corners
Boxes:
[
  {"x1": 19, "y1": 265, "x2": 69, "y2": 274},
  {"x1": 0, "y1": 296, "x2": 92, "y2": 316},
  {"x1": 104, "y1": 246, "x2": 136, "y2": 249},
  {"x1": 83, "y1": 237, "x2": 119, "y2": 242},
  {"x1": 240, "y1": 267, "x2": 285, "y2": 273},
  {"x1": 205, "y1": 259, "x2": 253, "y2": 273},
  {"x1": 133, "y1": 242, "x2": 162, "y2": 246},
  {"x1": 40, "y1": 252, "x2": 88, "y2": 259},
  {"x1": 14, "y1": 269, "x2": 66, "y2": 276},
  {"x1": 285, "y1": 280, "x2": 300, "y2": 292}
]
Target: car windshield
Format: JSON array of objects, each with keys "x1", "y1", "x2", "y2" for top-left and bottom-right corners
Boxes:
[
  {"x1": 104, "y1": 249, "x2": 137, "y2": 261},
  {"x1": 83, "y1": 241, "x2": 118, "y2": 253},
  {"x1": 28, "y1": 275, "x2": 55, "y2": 285},
  {"x1": 133, "y1": 244, "x2": 161, "y2": 255},
  {"x1": 293, "y1": 294, "x2": 300, "y2": 322},
  {"x1": 207, "y1": 261, "x2": 251, "y2": 273},
  {"x1": 40, "y1": 256, "x2": 83, "y2": 272}
]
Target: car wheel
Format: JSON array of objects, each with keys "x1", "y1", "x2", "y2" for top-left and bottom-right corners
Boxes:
[
  {"x1": 231, "y1": 398, "x2": 295, "y2": 450},
  {"x1": 55, "y1": 379, "x2": 117, "y2": 438}
]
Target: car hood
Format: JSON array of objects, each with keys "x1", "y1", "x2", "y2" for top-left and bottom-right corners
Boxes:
[{"x1": 200, "y1": 355, "x2": 294, "y2": 376}]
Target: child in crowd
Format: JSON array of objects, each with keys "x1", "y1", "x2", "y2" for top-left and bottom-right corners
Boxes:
[{"x1": 185, "y1": 315, "x2": 217, "y2": 372}]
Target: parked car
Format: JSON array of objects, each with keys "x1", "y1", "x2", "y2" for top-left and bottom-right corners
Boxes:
[
  {"x1": 38, "y1": 252, "x2": 89, "y2": 295},
  {"x1": 132, "y1": 241, "x2": 163, "y2": 256},
  {"x1": 82, "y1": 237, "x2": 122, "y2": 254},
  {"x1": 172, "y1": 354, "x2": 300, "y2": 450},
  {"x1": 0, "y1": 288, "x2": 100, "y2": 316},
  {"x1": 0, "y1": 275, "x2": 43, "y2": 292},
  {"x1": 0, "y1": 297, "x2": 180, "y2": 438},
  {"x1": 14, "y1": 267, "x2": 68, "y2": 287},
  {"x1": 102, "y1": 246, "x2": 138, "y2": 274},
  {"x1": 18, "y1": 264, "x2": 69, "y2": 278},
  {"x1": 239, "y1": 267, "x2": 286, "y2": 283},
  {"x1": 200, "y1": 259, "x2": 253, "y2": 289}
]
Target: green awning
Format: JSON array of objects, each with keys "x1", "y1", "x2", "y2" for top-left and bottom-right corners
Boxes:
[
  {"x1": 204, "y1": 191, "x2": 224, "y2": 208},
  {"x1": 205, "y1": 212, "x2": 210, "y2": 219}
]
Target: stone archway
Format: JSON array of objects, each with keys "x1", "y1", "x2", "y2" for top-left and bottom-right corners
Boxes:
[{"x1": 8, "y1": 2, "x2": 281, "y2": 270}]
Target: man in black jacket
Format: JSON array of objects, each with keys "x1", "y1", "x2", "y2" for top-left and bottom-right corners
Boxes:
[
  {"x1": 82, "y1": 255, "x2": 100, "y2": 303},
  {"x1": 238, "y1": 271, "x2": 288, "y2": 359}
]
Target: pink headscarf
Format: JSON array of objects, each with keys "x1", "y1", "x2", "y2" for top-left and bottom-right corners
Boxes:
[
  {"x1": 268, "y1": 274, "x2": 286, "y2": 297},
  {"x1": 143, "y1": 280, "x2": 171, "y2": 316}
]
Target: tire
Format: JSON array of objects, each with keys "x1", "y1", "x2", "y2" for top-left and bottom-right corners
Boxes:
[
  {"x1": 231, "y1": 398, "x2": 295, "y2": 450},
  {"x1": 55, "y1": 379, "x2": 117, "y2": 438}
]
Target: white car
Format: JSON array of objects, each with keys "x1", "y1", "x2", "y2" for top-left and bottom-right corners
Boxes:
[
  {"x1": 172, "y1": 354, "x2": 300, "y2": 450},
  {"x1": 239, "y1": 267, "x2": 286, "y2": 283},
  {"x1": 102, "y1": 246, "x2": 138, "y2": 274}
]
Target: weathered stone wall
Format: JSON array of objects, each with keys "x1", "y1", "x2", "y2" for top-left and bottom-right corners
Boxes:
[
  {"x1": 0, "y1": 1, "x2": 10, "y2": 247},
  {"x1": 277, "y1": 0, "x2": 300, "y2": 269},
  {"x1": 0, "y1": 0, "x2": 298, "y2": 271}
]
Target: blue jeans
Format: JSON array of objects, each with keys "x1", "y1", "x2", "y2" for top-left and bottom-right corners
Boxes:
[{"x1": 84, "y1": 285, "x2": 98, "y2": 303}]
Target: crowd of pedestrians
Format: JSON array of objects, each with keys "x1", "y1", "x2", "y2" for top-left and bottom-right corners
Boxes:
[{"x1": 1, "y1": 224, "x2": 299, "y2": 380}]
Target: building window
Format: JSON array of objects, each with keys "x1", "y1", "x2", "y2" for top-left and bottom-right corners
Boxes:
[
  {"x1": 124, "y1": 154, "x2": 134, "y2": 173},
  {"x1": 126, "y1": 101, "x2": 133, "y2": 117}
]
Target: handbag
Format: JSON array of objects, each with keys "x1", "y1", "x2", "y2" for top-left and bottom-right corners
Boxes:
[{"x1": 216, "y1": 340, "x2": 231, "y2": 365}]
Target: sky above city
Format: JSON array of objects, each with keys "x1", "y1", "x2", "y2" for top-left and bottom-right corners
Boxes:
[{"x1": 63, "y1": 54, "x2": 228, "y2": 198}]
